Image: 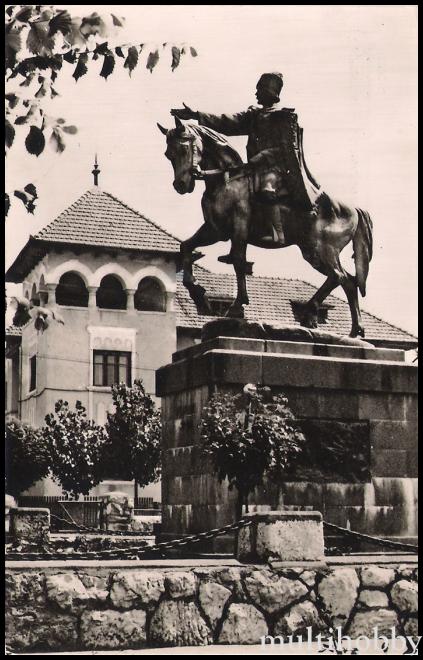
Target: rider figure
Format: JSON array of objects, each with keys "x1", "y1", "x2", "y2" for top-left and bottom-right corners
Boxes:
[{"x1": 171, "y1": 72, "x2": 320, "y2": 260}]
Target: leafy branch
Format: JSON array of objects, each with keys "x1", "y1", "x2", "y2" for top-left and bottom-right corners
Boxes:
[{"x1": 5, "y1": 5, "x2": 198, "y2": 217}]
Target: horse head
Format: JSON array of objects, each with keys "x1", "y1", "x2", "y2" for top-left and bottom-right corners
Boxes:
[{"x1": 157, "y1": 117, "x2": 200, "y2": 194}]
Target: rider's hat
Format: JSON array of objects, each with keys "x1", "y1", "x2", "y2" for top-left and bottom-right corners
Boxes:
[{"x1": 257, "y1": 72, "x2": 283, "y2": 97}]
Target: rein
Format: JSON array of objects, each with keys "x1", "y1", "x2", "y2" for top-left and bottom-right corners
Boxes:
[{"x1": 189, "y1": 130, "x2": 248, "y2": 182}]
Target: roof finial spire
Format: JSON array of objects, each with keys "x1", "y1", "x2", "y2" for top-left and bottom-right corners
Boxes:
[{"x1": 92, "y1": 154, "x2": 100, "y2": 186}]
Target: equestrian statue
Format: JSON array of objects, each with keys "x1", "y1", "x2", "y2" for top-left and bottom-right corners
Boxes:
[{"x1": 158, "y1": 72, "x2": 373, "y2": 338}]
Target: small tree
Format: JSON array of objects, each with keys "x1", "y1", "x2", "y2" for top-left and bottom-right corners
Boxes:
[
  {"x1": 5, "y1": 416, "x2": 50, "y2": 498},
  {"x1": 42, "y1": 400, "x2": 107, "y2": 498},
  {"x1": 103, "y1": 380, "x2": 161, "y2": 500},
  {"x1": 200, "y1": 386, "x2": 305, "y2": 520}
]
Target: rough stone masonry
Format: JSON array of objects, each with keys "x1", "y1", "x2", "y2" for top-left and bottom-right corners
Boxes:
[{"x1": 5, "y1": 562, "x2": 418, "y2": 651}]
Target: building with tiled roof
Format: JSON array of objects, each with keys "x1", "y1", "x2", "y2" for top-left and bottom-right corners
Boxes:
[{"x1": 5, "y1": 176, "x2": 417, "y2": 498}]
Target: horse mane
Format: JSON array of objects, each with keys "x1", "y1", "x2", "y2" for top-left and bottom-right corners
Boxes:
[{"x1": 185, "y1": 122, "x2": 244, "y2": 168}]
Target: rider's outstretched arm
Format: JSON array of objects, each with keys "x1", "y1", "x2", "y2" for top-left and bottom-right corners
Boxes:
[{"x1": 197, "y1": 110, "x2": 252, "y2": 136}]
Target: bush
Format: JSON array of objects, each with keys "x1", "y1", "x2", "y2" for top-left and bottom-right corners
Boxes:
[
  {"x1": 5, "y1": 417, "x2": 50, "y2": 498},
  {"x1": 200, "y1": 386, "x2": 305, "y2": 519}
]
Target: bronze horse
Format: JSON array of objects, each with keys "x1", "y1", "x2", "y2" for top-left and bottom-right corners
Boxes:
[{"x1": 158, "y1": 118, "x2": 373, "y2": 337}]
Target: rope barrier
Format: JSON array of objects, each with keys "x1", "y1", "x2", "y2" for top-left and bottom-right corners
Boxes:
[
  {"x1": 5, "y1": 517, "x2": 418, "y2": 561},
  {"x1": 323, "y1": 521, "x2": 418, "y2": 553},
  {"x1": 5, "y1": 518, "x2": 253, "y2": 561}
]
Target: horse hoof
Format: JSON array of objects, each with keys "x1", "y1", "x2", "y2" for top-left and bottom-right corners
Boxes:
[{"x1": 350, "y1": 326, "x2": 365, "y2": 338}]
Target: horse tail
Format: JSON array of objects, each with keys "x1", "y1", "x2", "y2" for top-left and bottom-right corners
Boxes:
[{"x1": 353, "y1": 208, "x2": 373, "y2": 297}]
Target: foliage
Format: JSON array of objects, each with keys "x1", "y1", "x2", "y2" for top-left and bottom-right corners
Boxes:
[
  {"x1": 200, "y1": 387, "x2": 305, "y2": 518},
  {"x1": 42, "y1": 399, "x2": 107, "y2": 498},
  {"x1": 5, "y1": 4, "x2": 198, "y2": 216},
  {"x1": 103, "y1": 380, "x2": 161, "y2": 489},
  {"x1": 5, "y1": 416, "x2": 50, "y2": 498}
]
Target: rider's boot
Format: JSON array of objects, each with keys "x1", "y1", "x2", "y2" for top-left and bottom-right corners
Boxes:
[{"x1": 260, "y1": 204, "x2": 285, "y2": 245}]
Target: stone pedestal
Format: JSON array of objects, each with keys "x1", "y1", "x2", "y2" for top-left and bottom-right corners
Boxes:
[
  {"x1": 237, "y1": 511, "x2": 325, "y2": 563},
  {"x1": 156, "y1": 327, "x2": 418, "y2": 553},
  {"x1": 10, "y1": 507, "x2": 50, "y2": 545}
]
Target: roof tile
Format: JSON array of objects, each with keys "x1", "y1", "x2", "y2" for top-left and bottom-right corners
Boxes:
[
  {"x1": 34, "y1": 187, "x2": 180, "y2": 253},
  {"x1": 175, "y1": 267, "x2": 417, "y2": 345}
]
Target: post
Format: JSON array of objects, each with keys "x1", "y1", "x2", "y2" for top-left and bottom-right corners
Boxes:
[{"x1": 237, "y1": 511, "x2": 325, "y2": 565}]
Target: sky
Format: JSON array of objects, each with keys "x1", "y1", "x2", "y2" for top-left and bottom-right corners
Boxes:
[{"x1": 5, "y1": 5, "x2": 418, "y2": 335}]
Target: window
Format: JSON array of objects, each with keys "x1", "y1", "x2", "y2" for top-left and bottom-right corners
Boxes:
[
  {"x1": 207, "y1": 296, "x2": 235, "y2": 317},
  {"x1": 29, "y1": 355, "x2": 37, "y2": 391},
  {"x1": 56, "y1": 272, "x2": 89, "y2": 307},
  {"x1": 93, "y1": 350, "x2": 131, "y2": 386},
  {"x1": 96, "y1": 275, "x2": 126, "y2": 310},
  {"x1": 135, "y1": 277, "x2": 166, "y2": 312}
]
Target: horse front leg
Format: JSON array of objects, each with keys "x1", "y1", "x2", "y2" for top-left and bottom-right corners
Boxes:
[{"x1": 180, "y1": 223, "x2": 218, "y2": 315}]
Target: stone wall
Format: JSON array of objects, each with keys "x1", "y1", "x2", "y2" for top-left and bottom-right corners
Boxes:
[{"x1": 6, "y1": 562, "x2": 418, "y2": 651}]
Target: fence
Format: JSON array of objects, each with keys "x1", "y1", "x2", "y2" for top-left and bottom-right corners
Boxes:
[
  {"x1": 17, "y1": 496, "x2": 104, "y2": 532},
  {"x1": 16, "y1": 496, "x2": 161, "y2": 531}
]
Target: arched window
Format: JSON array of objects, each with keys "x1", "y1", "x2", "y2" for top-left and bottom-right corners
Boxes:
[
  {"x1": 30, "y1": 283, "x2": 40, "y2": 306},
  {"x1": 38, "y1": 275, "x2": 48, "y2": 305},
  {"x1": 134, "y1": 277, "x2": 166, "y2": 312},
  {"x1": 56, "y1": 272, "x2": 89, "y2": 307},
  {"x1": 96, "y1": 274, "x2": 126, "y2": 310}
]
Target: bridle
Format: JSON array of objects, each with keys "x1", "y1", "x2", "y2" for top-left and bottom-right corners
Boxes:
[{"x1": 175, "y1": 129, "x2": 249, "y2": 183}]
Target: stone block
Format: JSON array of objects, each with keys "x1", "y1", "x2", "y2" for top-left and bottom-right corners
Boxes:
[
  {"x1": 403, "y1": 395, "x2": 418, "y2": 421},
  {"x1": 323, "y1": 484, "x2": 366, "y2": 507},
  {"x1": 6, "y1": 607, "x2": 78, "y2": 651},
  {"x1": 218, "y1": 603, "x2": 268, "y2": 644},
  {"x1": 360, "y1": 566, "x2": 396, "y2": 588},
  {"x1": 150, "y1": 600, "x2": 212, "y2": 646},
  {"x1": 358, "y1": 590, "x2": 389, "y2": 608},
  {"x1": 209, "y1": 349, "x2": 263, "y2": 386},
  {"x1": 80, "y1": 609, "x2": 147, "y2": 650},
  {"x1": 407, "y1": 450, "x2": 418, "y2": 477},
  {"x1": 358, "y1": 393, "x2": 406, "y2": 421},
  {"x1": 244, "y1": 570, "x2": 308, "y2": 613},
  {"x1": 46, "y1": 573, "x2": 91, "y2": 612},
  {"x1": 198, "y1": 581, "x2": 231, "y2": 630},
  {"x1": 6, "y1": 572, "x2": 46, "y2": 608},
  {"x1": 110, "y1": 571, "x2": 165, "y2": 609},
  {"x1": 274, "y1": 601, "x2": 327, "y2": 636},
  {"x1": 10, "y1": 507, "x2": 50, "y2": 545},
  {"x1": 371, "y1": 450, "x2": 408, "y2": 478},
  {"x1": 390, "y1": 580, "x2": 418, "y2": 614},
  {"x1": 280, "y1": 482, "x2": 324, "y2": 508},
  {"x1": 370, "y1": 420, "x2": 415, "y2": 450},
  {"x1": 156, "y1": 359, "x2": 188, "y2": 396},
  {"x1": 237, "y1": 511, "x2": 324, "y2": 563},
  {"x1": 317, "y1": 568, "x2": 359, "y2": 621},
  {"x1": 266, "y1": 340, "x2": 314, "y2": 356},
  {"x1": 263, "y1": 354, "x2": 346, "y2": 390},
  {"x1": 348, "y1": 609, "x2": 399, "y2": 638}
]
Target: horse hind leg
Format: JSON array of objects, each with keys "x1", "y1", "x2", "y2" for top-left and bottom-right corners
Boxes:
[
  {"x1": 301, "y1": 274, "x2": 340, "y2": 328},
  {"x1": 300, "y1": 248, "x2": 363, "y2": 337},
  {"x1": 340, "y1": 272, "x2": 364, "y2": 337}
]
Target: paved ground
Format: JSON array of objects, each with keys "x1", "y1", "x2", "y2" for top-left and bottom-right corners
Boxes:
[{"x1": 12, "y1": 641, "x2": 412, "y2": 655}]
